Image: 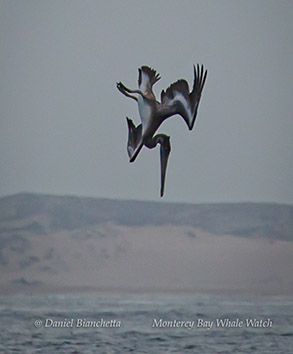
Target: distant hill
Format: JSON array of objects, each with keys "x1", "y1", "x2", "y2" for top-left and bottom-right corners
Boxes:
[
  {"x1": 0, "y1": 193, "x2": 292, "y2": 239},
  {"x1": 0, "y1": 193, "x2": 292, "y2": 295}
]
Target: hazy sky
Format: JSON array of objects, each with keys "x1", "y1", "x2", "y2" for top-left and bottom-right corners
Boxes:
[{"x1": 1, "y1": 0, "x2": 292, "y2": 204}]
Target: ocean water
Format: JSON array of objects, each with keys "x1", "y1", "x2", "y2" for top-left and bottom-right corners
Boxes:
[{"x1": 0, "y1": 292, "x2": 292, "y2": 353}]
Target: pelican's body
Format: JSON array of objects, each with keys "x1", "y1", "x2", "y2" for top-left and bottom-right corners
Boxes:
[
  {"x1": 137, "y1": 95, "x2": 152, "y2": 134},
  {"x1": 117, "y1": 64, "x2": 207, "y2": 196}
]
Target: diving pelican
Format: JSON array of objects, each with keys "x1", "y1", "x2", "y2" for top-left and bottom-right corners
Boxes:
[{"x1": 117, "y1": 64, "x2": 207, "y2": 197}]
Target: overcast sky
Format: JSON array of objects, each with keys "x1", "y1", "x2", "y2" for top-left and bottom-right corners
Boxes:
[{"x1": 0, "y1": 0, "x2": 292, "y2": 204}]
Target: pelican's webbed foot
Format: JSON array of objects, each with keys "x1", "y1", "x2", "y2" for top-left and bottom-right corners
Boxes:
[{"x1": 117, "y1": 82, "x2": 138, "y2": 101}]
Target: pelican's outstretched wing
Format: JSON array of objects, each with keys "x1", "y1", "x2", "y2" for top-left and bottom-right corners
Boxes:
[
  {"x1": 138, "y1": 66, "x2": 161, "y2": 94},
  {"x1": 159, "y1": 64, "x2": 207, "y2": 130},
  {"x1": 126, "y1": 117, "x2": 143, "y2": 161}
]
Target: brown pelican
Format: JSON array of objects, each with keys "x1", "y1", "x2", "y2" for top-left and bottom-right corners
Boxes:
[{"x1": 117, "y1": 64, "x2": 207, "y2": 197}]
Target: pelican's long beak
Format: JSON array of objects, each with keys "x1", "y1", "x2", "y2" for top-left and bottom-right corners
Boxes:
[{"x1": 160, "y1": 137, "x2": 171, "y2": 197}]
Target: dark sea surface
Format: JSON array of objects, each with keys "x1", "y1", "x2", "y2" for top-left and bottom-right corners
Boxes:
[{"x1": 0, "y1": 292, "x2": 292, "y2": 353}]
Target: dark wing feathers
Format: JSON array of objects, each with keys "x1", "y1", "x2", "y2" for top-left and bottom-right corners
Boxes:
[
  {"x1": 138, "y1": 66, "x2": 161, "y2": 92},
  {"x1": 159, "y1": 64, "x2": 207, "y2": 130},
  {"x1": 126, "y1": 117, "x2": 142, "y2": 159},
  {"x1": 190, "y1": 64, "x2": 207, "y2": 104},
  {"x1": 161, "y1": 79, "x2": 189, "y2": 102}
]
